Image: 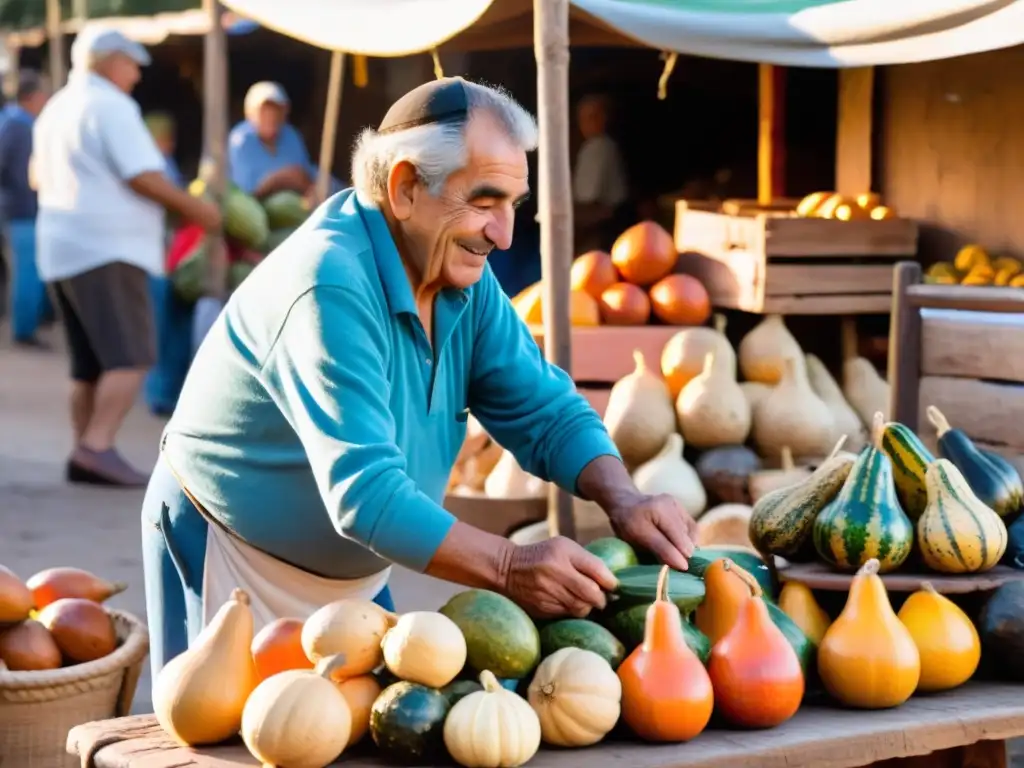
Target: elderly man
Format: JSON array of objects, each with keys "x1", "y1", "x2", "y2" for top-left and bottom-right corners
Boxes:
[
  {"x1": 142, "y1": 78, "x2": 697, "y2": 678},
  {"x1": 0, "y1": 69, "x2": 50, "y2": 347},
  {"x1": 34, "y1": 28, "x2": 220, "y2": 487}
]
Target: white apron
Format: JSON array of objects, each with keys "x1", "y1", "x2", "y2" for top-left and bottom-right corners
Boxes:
[{"x1": 163, "y1": 457, "x2": 391, "y2": 634}]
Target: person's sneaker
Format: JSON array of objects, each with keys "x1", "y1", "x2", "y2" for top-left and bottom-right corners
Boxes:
[{"x1": 66, "y1": 446, "x2": 149, "y2": 488}]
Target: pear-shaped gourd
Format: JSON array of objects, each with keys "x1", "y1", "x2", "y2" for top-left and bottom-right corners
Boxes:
[
  {"x1": 897, "y1": 582, "x2": 980, "y2": 692},
  {"x1": 843, "y1": 357, "x2": 890, "y2": 426},
  {"x1": 739, "y1": 381, "x2": 772, "y2": 413},
  {"x1": 484, "y1": 449, "x2": 549, "y2": 500},
  {"x1": 153, "y1": 588, "x2": 259, "y2": 746},
  {"x1": 675, "y1": 351, "x2": 751, "y2": 449},
  {"x1": 817, "y1": 559, "x2": 920, "y2": 709},
  {"x1": 631, "y1": 433, "x2": 707, "y2": 518},
  {"x1": 778, "y1": 582, "x2": 832, "y2": 645},
  {"x1": 604, "y1": 350, "x2": 676, "y2": 470},
  {"x1": 916, "y1": 458, "x2": 1008, "y2": 574},
  {"x1": 738, "y1": 314, "x2": 803, "y2": 385},
  {"x1": 752, "y1": 357, "x2": 835, "y2": 461},
  {"x1": 805, "y1": 354, "x2": 868, "y2": 453},
  {"x1": 660, "y1": 313, "x2": 736, "y2": 399}
]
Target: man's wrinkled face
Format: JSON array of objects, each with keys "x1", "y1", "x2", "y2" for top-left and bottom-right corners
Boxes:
[
  {"x1": 104, "y1": 53, "x2": 141, "y2": 94},
  {"x1": 392, "y1": 112, "x2": 530, "y2": 292},
  {"x1": 254, "y1": 101, "x2": 287, "y2": 142},
  {"x1": 577, "y1": 98, "x2": 607, "y2": 139}
]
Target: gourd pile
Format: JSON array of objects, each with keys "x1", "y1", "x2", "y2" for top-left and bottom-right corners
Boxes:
[
  {"x1": 511, "y1": 220, "x2": 713, "y2": 328},
  {"x1": 0, "y1": 566, "x2": 128, "y2": 671},
  {"x1": 925, "y1": 244, "x2": 1024, "y2": 288},
  {"x1": 794, "y1": 191, "x2": 897, "y2": 221}
]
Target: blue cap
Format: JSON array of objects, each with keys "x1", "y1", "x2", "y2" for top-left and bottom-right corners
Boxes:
[{"x1": 71, "y1": 26, "x2": 152, "y2": 70}]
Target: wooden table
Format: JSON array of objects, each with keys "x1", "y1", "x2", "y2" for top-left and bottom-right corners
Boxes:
[{"x1": 69, "y1": 683, "x2": 1024, "y2": 768}]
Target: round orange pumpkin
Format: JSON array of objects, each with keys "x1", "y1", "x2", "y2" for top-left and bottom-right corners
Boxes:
[
  {"x1": 598, "y1": 282, "x2": 651, "y2": 326},
  {"x1": 611, "y1": 221, "x2": 677, "y2": 286},
  {"x1": 571, "y1": 251, "x2": 619, "y2": 299},
  {"x1": 251, "y1": 618, "x2": 314, "y2": 681},
  {"x1": 648, "y1": 274, "x2": 711, "y2": 326}
]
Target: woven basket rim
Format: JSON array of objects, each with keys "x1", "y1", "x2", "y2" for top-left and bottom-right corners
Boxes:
[{"x1": 0, "y1": 609, "x2": 149, "y2": 691}]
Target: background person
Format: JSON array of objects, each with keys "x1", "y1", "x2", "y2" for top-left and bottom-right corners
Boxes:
[
  {"x1": 33, "y1": 27, "x2": 220, "y2": 487},
  {"x1": 572, "y1": 93, "x2": 629, "y2": 252}
]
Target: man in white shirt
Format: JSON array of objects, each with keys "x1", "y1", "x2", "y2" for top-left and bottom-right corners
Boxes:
[
  {"x1": 33, "y1": 27, "x2": 220, "y2": 487},
  {"x1": 572, "y1": 94, "x2": 629, "y2": 252}
]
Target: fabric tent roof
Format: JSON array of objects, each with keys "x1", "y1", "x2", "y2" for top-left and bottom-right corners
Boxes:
[{"x1": 217, "y1": 0, "x2": 1024, "y2": 66}]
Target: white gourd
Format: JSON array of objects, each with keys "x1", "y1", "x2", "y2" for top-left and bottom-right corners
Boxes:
[
  {"x1": 484, "y1": 450, "x2": 549, "y2": 499},
  {"x1": 675, "y1": 351, "x2": 751, "y2": 449},
  {"x1": 752, "y1": 357, "x2": 835, "y2": 461},
  {"x1": 527, "y1": 648, "x2": 621, "y2": 747},
  {"x1": 444, "y1": 670, "x2": 541, "y2": 768},
  {"x1": 695, "y1": 504, "x2": 755, "y2": 549},
  {"x1": 843, "y1": 356, "x2": 891, "y2": 426},
  {"x1": 301, "y1": 599, "x2": 397, "y2": 679},
  {"x1": 241, "y1": 655, "x2": 353, "y2": 768},
  {"x1": 603, "y1": 350, "x2": 676, "y2": 469},
  {"x1": 739, "y1": 381, "x2": 772, "y2": 412},
  {"x1": 382, "y1": 611, "x2": 467, "y2": 688},
  {"x1": 805, "y1": 353, "x2": 868, "y2": 452},
  {"x1": 631, "y1": 433, "x2": 707, "y2": 518},
  {"x1": 738, "y1": 314, "x2": 804, "y2": 384},
  {"x1": 660, "y1": 313, "x2": 737, "y2": 389}
]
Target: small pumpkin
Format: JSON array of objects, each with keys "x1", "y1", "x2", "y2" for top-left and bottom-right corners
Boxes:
[
  {"x1": 610, "y1": 221, "x2": 677, "y2": 286},
  {"x1": 598, "y1": 282, "x2": 651, "y2": 325},
  {"x1": 444, "y1": 670, "x2": 541, "y2": 768},
  {"x1": 647, "y1": 274, "x2": 711, "y2": 326},
  {"x1": 381, "y1": 611, "x2": 467, "y2": 688},
  {"x1": 301, "y1": 598, "x2": 397, "y2": 679},
  {"x1": 570, "y1": 250, "x2": 619, "y2": 299},
  {"x1": 527, "y1": 647, "x2": 621, "y2": 747},
  {"x1": 36, "y1": 597, "x2": 116, "y2": 664},
  {"x1": 251, "y1": 617, "x2": 313, "y2": 681},
  {"x1": 26, "y1": 566, "x2": 127, "y2": 610},
  {"x1": 897, "y1": 582, "x2": 980, "y2": 692},
  {"x1": 0, "y1": 564, "x2": 33, "y2": 625},
  {"x1": 0, "y1": 618, "x2": 62, "y2": 671}
]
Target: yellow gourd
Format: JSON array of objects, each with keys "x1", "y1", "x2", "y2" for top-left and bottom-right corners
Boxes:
[
  {"x1": 795, "y1": 191, "x2": 830, "y2": 217},
  {"x1": 527, "y1": 647, "x2": 622, "y2": 747},
  {"x1": 603, "y1": 350, "x2": 676, "y2": 470},
  {"x1": 842, "y1": 357, "x2": 890, "y2": 426},
  {"x1": 241, "y1": 654, "x2": 353, "y2": 768},
  {"x1": 382, "y1": 611, "x2": 467, "y2": 688},
  {"x1": 778, "y1": 582, "x2": 831, "y2": 645},
  {"x1": 153, "y1": 588, "x2": 259, "y2": 746},
  {"x1": 752, "y1": 357, "x2": 835, "y2": 462},
  {"x1": 301, "y1": 599, "x2": 398, "y2": 679},
  {"x1": 444, "y1": 670, "x2": 541, "y2": 768},
  {"x1": 675, "y1": 351, "x2": 751, "y2": 449},
  {"x1": 954, "y1": 244, "x2": 989, "y2": 273},
  {"x1": 817, "y1": 559, "x2": 920, "y2": 709},
  {"x1": 631, "y1": 433, "x2": 707, "y2": 518},
  {"x1": 805, "y1": 353, "x2": 868, "y2": 453},
  {"x1": 897, "y1": 582, "x2": 980, "y2": 692},
  {"x1": 335, "y1": 675, "x2": 381, "y2": 748},
  {"x1": 737, "y1": 314, "x2": 803, "y2": 384}
]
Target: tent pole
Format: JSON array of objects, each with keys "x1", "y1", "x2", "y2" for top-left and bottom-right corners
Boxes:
[
  {"x1": 316, "y1": 51, "x2": 346, "y2": 203},
  {"x1": 45, "y1": 0, "x2": 66, "y2": 89},
  {"x1": 202, "y1": 0, "x2": 230, "y2": 299},
  {"x1": 534, "y1": 0, "x2": 576, "y2": 541}
]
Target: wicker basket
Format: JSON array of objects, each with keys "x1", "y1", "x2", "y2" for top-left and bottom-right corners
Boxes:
[{"x1": 0, "y1": 609, "x2": 149, "y2": 768}]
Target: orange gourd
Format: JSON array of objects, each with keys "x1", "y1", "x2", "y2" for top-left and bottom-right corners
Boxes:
[
  {"x1": 0, "y1": 618, "x2": 62, "y2": 671},
  {"x1": 694, "y1": 558, "x2": 753, "y2": 645},
  {"x1": 36, "y1": 597, "x2": 117, "y2": 664},
  {"x1": 0, "y1": 564, "x2": 33, "y2": 625},
  {"x1": 648, "y1": 274, "x2": 711, "y2": 326},
  {"x1": 611, "y1": 221, "x2": 677, "y2": 286},
  {"x1": 617, "y1": 565, "x2": 714, "y2": 742},
  {"x1": 27, "y1": 567, "x2": 128, "y2": 610},
  {"x1": 598, "y1": 282, "x2": 651, "y2": 325},
  {"x1": 707, "y1": 562, "x2": 804, "y2": 728},
  {"x1": 897, "y1": 582, "x2": 980, "y2": 692},
  {"x1": 817, "y1": 559, "x2": 920, "y2": 709},
  {"x1": 571, "y1": 250, "x2": 619, "y2": 299},
  {"x1": 251, "y1": 618, "x2": 313, "y2": 681}
]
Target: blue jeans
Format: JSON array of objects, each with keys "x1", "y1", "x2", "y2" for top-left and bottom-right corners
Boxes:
[
  {"x1": 6, "y1": 219, "x2": 50, "y2": 341},
  {"x1": 145, "y1": 275, "x2": 195, "y2": 415},
  {"x1": 140, "y1": 458, "x2": 395, "y2": 686}
]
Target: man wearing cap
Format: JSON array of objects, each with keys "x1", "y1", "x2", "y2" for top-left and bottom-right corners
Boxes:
[
  {"x1": 33, "y1": 27, "x2": 221, "y2": 487},
  {"x1": 228, "y1": 81, "x2": 321, "y2": 199},
  {"x1": 142, "y1": 77, "x2": 697, "y2": 678},
  {"x1": 0, "y1": 69, "x2": 51, "y2": 347}
]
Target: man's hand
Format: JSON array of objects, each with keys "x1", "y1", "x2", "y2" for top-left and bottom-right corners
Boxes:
[
  {"x1": 608, "y1": 493, "x2": 698, "y2": 572},
  {"x1": 255, "y1": 164, "x2": 312, "y2": 198},
  {"x1": 192, "y1": 199, "x2": 223, "y2": 231},
  {"x1": 503, "y1": 537, "x2": 618, "y2": 619}
]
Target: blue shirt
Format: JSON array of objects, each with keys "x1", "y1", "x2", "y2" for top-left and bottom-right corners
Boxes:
[
  {"x1": 162, "y1": 189, "x2": 619, "y2": 580},
  {"x1": 228, "y1": 120, "x2": 337, "y2": 196},
  {"x1": 0, "y1": 104, "x2": 37, "y2": 221}
]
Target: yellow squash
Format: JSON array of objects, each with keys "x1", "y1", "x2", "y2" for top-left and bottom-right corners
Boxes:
[
  {"x1": 778, "y1": 582, "x2": 831, "y2": 645},
  {"x1": 897, "y1": 582, "x2": 980, "y2": 692}
]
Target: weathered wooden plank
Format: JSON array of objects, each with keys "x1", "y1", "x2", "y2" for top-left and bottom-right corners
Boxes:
[
  {"x1": 888, "y1": 261, "x2": 923, "y2": 429},
  {"x1": 761, "y1": 294, "x2": 893, "y2": 315},
  {"x1": 69, "y1": 685, "x2": 1024, "y2": 768},
  {"x1": 529, "y1": 326, "x2": 680, "y2": 383},
  {"x1": 907, "y1": 285, "x2": 1024, "y2": 314},
  {"x1": 780, "y1": 561, "x2": 1024, "y2": 593},
  {"x1": 675, "y1": 251, "x2": 763, "y2": 313},
  {"x1": 917, "y1": 376, "x2": 1024, "y2": 452},
  {"x1": 764, "y1": 264, "x2": 894, "y2": 297},
  {"x1": 920, "y1": 311, "x2": 1024, "y2": 385},
  {"x1": 764, "y1": 217, "x2": 918, "y2": 258}
]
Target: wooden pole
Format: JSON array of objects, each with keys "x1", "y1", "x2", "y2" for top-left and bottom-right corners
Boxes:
[
  {"x1": 757, "y1": 63, "x2": 785, "y2": 205},
  {"x1": 45, "y1": 0, "x2": 66, "y2": 89},
  {"x1": 316, "y1": 51, "x2": 346, "y2": 204},
  {"x1": 202, "y1": 0, "x2": 229, "y2": 299},
  {"x1": 835, "y1": 67, "x2": 875, "y2": 196},
  {"x1": 533, "y1": 0, "x2": 576, "y2": 540}
]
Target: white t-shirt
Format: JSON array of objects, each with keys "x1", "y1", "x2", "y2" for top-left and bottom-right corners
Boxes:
[
  {"x1": 572, "y1": 133, "x2": 629, "y2": 210},
  {"x1": 34, "y1": 71, "x2": 167, "y2": 282}
]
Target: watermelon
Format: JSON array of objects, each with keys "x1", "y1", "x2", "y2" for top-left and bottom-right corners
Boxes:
[
  {"x1": 598, "y1": 602, "x2": 711, "y2": 664},
  {"x1": 370, "y1": 682, "x2": 450, "y2": 762},
  {"x1": 611, "y1": 565, "x2": 706, "y2": 615},
  {"x1": 263, "y1": 190, "x2": 310, "y2": 229},
  {"x1": 223, "y1": 187, "x2": 269, "y2": 250},
  {"x1": 227, "y1": 261, "x2": 255, "y2": 293},
  {"x1": 539, "y1": 618, "x2": 625, "y2": 669},
  {"x1": 585, "y1": 537, "x2": 639, "y2": 572},
  {"x1": 687, "y1": 546, "x2": 779, "y2": 601},
  {"x1": 263, "y1": 227, "x2": 296, "y2": 255},
  {"x1": 438, "y1": 589, "x2": 540, "y2": 679}
]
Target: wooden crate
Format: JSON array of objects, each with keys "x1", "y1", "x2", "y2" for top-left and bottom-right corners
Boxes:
[{"x1": 674, "y1": 201, "x2": 919, "y2": 314}]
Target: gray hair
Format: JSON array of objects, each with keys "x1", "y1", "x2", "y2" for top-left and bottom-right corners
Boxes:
[{"x1": 351, "y1": 81, "x2": 538, "y2": 202}]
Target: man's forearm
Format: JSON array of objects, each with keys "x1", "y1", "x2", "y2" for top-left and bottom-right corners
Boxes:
[
  {"x1": 425, "y1": 520, "x2": 514, "y2": 592},
  {"x1": 128, "y1": 171, "x2": 208, "y2": 222},
  {"x1": 577, "y1": 455, "x2": 642, "y2": 514},
  {"x1": 253, "y1": 167, "x2": 312, "y2": 198}
]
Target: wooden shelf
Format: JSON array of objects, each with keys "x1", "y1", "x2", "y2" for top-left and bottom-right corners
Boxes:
[
  {"x1": 527, "y1": 325, "x2": 681, "y2": 383},
  {"x1": 779, "y1": 561, "x2": 1024, "y2": 593}
]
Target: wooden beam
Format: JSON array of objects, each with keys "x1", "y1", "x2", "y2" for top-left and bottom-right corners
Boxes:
[
  {"x1": 757, "y1": 63, "x2": 786, "y2": 205},
  {"x1": 836, "y1": 67, "x2": 874, "y2": 196},
  {"x1": 533, "y1": 0, "x2": 576, "y2": 540},
  {"x1": 202, "y1": 0, "x2": 229, "y2": 299},
  {"x1": 45, "y1": 0, "x2": 65, "y2": 89},
  {"x1": 316, "y1": 51, "x2": 345, "y2": 203}
]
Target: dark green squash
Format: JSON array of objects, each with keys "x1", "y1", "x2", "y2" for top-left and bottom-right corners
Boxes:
[
  {"x1": 584, "y1": 537, "x2": 639, "y2": 572},
  {"x1": 598, "y1": 601, "x2": 711, "y2": 664},
  {"x1": 539, "y1": 618, "x2": 626, "y2": 669},
  {"x1": 369, "y1": 682, "x2": 450, "y2": 761},
  {"x1": 927, "y1": 405, "x2": 1023, "y2": 519},
  {"x1": 440, "y1": 679, "x2": 482, "y2": 706},
  {"x1": 610, "y1": 565, "x2": 705, "y2": 615},
  {"x1": 686, "y1": 546, "x2": 778, "y2": 601},
  {"x1": 1003, "y1": 514, "x2": 1024, "y2": 570},
  {"x1": 978, "y1": 581, "x2": 1024, "y2": 681}
]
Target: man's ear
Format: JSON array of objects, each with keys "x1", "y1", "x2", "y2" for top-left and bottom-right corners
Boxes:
[{"x1": 386, "y1": 160, "x2": 419, "y2": 221}]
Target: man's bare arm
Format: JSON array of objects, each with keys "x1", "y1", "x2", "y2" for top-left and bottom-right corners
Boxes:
[
  {"x1": 425, "y1": 520, "x2": 513, "y2": 590},
  {"x1": 128, "y1": 171, "x2": 220, "y2": 229},
  {"x1": 253, "y1": 165, "x2": 313, "y2": 198}
]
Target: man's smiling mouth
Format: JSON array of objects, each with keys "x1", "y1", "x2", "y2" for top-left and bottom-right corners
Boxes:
[{"x1": 459, "y1": 243, "x2": 492, "y2": 257}]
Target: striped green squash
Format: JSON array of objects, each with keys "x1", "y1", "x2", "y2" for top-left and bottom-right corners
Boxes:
[
  {"x1": 917, "y1": 458, "x2": 1008, "y2": 573},
  {"x1": 813, "y1": 413, "x2": 914, "y2": 573},
  {"x1": 880, "y1": 420, "x2": 935, "y2": 521}
]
